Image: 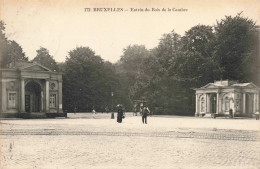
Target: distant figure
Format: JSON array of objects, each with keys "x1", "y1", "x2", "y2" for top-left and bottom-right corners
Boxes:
[
  {"x1": 117, "y1": 105, "x2": 124, "y2": 123},
  {"x1": 105, "y1": 106, "x2": 109, "y2": 114},
  {"x1": 74, "y1": 107, "x2": 77, "y2": 114},
  {"x1": 92, "y1": 108, "x2": 96, "y2": 118},
  {"x1": 140, "y1": 106, "x2": 143, "y2": 116},
  {"x1": 133, "y1": 107, "x2": 137, "y2": 116},
  {"x1": 142, "y1": 106, "x2": 150, "y2": 124},
  {"x1": 255, "y1": 111, "x2": 259, "y2": 120}
]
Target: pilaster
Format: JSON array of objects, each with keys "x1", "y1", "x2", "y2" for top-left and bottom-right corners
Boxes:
[
  {"x1": 195, "y1": 94, "x2": 198, "y2": 114},
  {"x1": 206, "y1": 94, "x2": 210, "y2": 113},
  {"x1": 216, "y1": 93, "x2": 219, "y2": 113},
  {"x1": 257, "y1": 93, "x2": 259, "y2": 111},
  {"x1": 46, "y1": 79, "x2": 49, "y2": 113},
  {"x1": 253, "y1": 94, "x2": 256, "y2": 113},
  {"x1": 41, "y1": 91, "x2": 44, "y2": 112},
  {"x1": 20, "y1": 78, "x2": 25, "y2": 112},
  {"x1": 243, "y1": 93, "x2": 246, "y2": 114},
  {"x1": 58, "y1": 81, "x2": 63, "y2": 113},
  {"x1": 218, "y1": 94, "x2": 222, "y2": 113},
  {"x1": 2, "y1": 80, "x2": 7, "y2": 112}
]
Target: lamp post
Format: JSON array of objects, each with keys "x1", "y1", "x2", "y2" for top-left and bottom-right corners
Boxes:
[{"x1": 111, "y1": 92, "x2": 114, "y2": 119}]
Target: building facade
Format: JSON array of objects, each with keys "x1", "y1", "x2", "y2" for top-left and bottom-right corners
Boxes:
[
  {"x1": 194, "y1": 80, "x2": 259, "y2": 117},
  {"x1": 0, "y1": 61, "x2": 64, "y2": 118}
]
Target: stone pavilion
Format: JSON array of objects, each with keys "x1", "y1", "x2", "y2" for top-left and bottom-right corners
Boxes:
[
  {"x1": 0, "y1": 61, "x2": 65, "y2": 118},
  {"x1": 194, "y1": 80, "x2": 259, "y2": 117}
]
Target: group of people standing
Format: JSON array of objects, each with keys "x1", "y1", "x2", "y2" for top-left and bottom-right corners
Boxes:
[{"x1": 117, "y1": 104, "x2": 150, "y2": 124}]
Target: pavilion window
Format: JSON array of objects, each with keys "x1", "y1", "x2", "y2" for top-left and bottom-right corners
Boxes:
[
  {"x1": 200, "y1": 97, "x2": 205, "y2": 112},
  {"x1": 8, "y1": 92, "x2": 16, "y2": 108},
  {"x1": 236, "y1": 100, "x2": 240, "y2": 111},
  {"x1": 50, "y1": 94, "x2": 56, "y2": 108},
  {"x1": 225, "y1": 97, "x2": 230, "y2": 111}
]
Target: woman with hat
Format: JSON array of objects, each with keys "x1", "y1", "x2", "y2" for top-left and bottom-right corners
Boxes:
[{"x1": 117, "y1": 104, "x2": 125, "y2": 123}]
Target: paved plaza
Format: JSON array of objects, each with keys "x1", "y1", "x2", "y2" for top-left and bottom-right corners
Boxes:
[{"x1": 0, "y1": 113, "x2": 260, "y2": 169}]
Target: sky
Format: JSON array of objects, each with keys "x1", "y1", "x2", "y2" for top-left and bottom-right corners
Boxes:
[{"x1": 0, "y1": 0, "x2": 259, "y2": 63}]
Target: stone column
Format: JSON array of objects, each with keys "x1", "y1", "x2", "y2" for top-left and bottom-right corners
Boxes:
[
  {"x1": 195, "y1": 94, "x2": 198, "y2": 114},
  {"x1": 243, "y1": 93, "x2": 246, "y2": 114},
  {"x1": 2, "y1": 80, "x2": 7, "y2": 112},
  {"x1": 198, "y1": 95, "x2": 200, "y2": 115},
  {"x1": 41, "y1": 91, "x2": 44, "y2": 112},
  {"x1": 206, "y1": 94, "x2": 210, "y2": 113},
  {"x1": 257, "y1": 93, "x2": 259, "y2": 111},
  {"x1": 218, "y1": 94, "x2": 222, "y2": 113},
  {"x1": 45, "y1": 80, "x2": 49, "y2": 113},
  {"x1": 58, "y1": 81, "x2": 63, "y2": 113},
  {"x1": 20, "y1": 78, "x2": 25, "y2": 112},
  {"x1": 253, "y1": 94, "x2": 256, "y2": 113},
  {"x1": 231, "y1": 93, "x2": 235, "y2": 118},
  {"x1": 216, "y1": 92, "x2": 219, "y2": 114}
]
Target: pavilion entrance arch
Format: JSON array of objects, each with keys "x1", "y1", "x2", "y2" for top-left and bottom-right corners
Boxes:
[
  {"x1": 209, "y1": 93, "x2": 217, "y2": 114},
  {"x1": 25, "y1": 81, "x2": 43, "y2": 113}
]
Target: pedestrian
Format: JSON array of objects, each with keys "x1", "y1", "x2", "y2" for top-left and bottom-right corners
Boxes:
[
  {"x1": 142, "y1": 106, "x2": 150, "y2": 124},
  {"x1": 255, "y1": 111, "x2": 259, "y2": 120},
  {"x1": 140, "y1": 106, "x2": 143, "y2": 116},
  {"x1": 117, "y1": 104, "x2": 124, "y2": 123},
  {"x1": 92, "y1": 107, "x2": 96, "y2": 118},
  {"x1": 133, "y1": 107, "x2": 137, "y2": 116},
  {"x1": 74, "y1": 106, "x2": 77, "y2": 114}
]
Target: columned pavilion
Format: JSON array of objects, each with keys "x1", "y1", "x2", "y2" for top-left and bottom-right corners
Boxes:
[
  {"x1": 194, "y1": 80, "x2": 259, "y2": 117},
  {"x1": 0, "y1": 61, "x2": 64, "y2": 118}
]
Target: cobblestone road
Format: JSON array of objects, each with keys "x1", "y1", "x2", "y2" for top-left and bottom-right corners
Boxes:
[
  {"x1": 1, "y1": 128, "x2": 259, "y2": 141},
  {"x1": 1, "y1": 116, "x2": 260, "y2": 169}
]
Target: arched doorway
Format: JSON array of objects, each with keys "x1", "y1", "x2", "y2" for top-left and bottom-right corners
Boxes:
[
  {"x1": 210, "y1": 94, "x2": 217, "y2": 113},
  {"x1": 25, "y1": 81, "x2": 41, "y2": 113}
]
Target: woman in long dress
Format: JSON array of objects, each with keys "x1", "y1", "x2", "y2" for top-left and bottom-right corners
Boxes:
[{"x1": 117, "y1": 105, "x2": 124, "y2": 123}]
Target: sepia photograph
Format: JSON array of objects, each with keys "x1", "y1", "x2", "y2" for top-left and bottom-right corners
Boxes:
[{"x1": 0, "y1": 0, "x2": 259, "y2": 168}]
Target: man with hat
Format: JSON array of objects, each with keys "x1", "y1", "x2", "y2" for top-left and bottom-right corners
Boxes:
[{"x1": 142, "y1": 106, "x2": 150, "y2": 124}]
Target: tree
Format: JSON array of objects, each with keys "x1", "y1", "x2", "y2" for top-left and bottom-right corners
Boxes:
[
  {"x1": 145, "y1": 28, "x2": 217, "y2": 115},
  {"x1": 156, "y1": 30, "x2": 182, "y2": 69},
  {"x1": 181, "y1": 25, "x2": 215, "y2": 57},
  {"x1": 169, "y1": 24, "x2": 219, "y2": 85},
  {"x1": 32, "y1": 47, "x2": 58, "y2": 71},
  {"x1": 214, "y1": 12, "x2": 259, "y2": 83},
  {"x1": 6, "y1": 40, "x2": 28, "y2": 63},
  {"x1": 116, "y1": 45, "x2": 149, "y2": 106},
  {"x1": 117, "y1": 45, "x2": 150, "y2": 74},
  {"x1": 0, "y1": 21, "x2": 27, "y2": 68},
  {"x1": 63, "y1": 46, "x2": 120, "y2": 112},
  {"x1": 57, "y1": 62, "x2": 66, "y2": 72},
  {"x1": 0, "y1": 21, "x2": 8, "y2": 67},
  {"x1": 113, "y1": 14, "x2": 259, "y2": 116}
]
